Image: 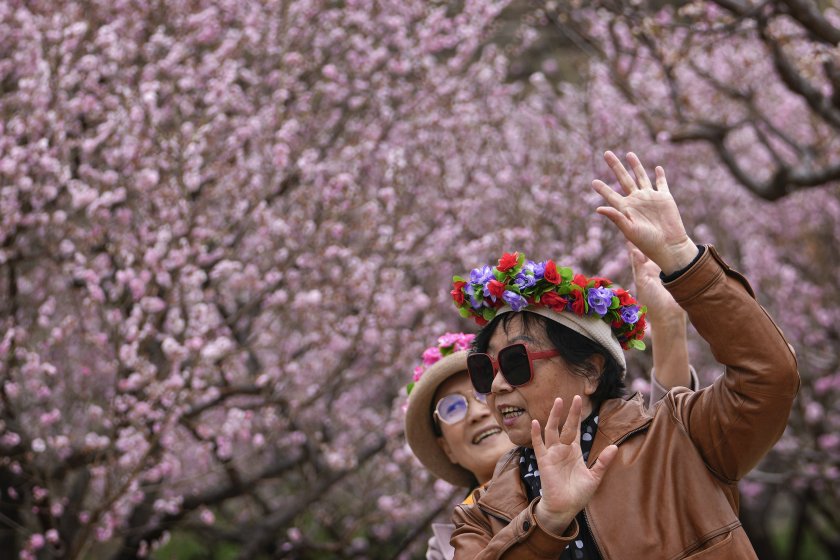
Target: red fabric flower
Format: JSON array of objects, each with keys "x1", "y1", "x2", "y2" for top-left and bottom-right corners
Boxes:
[
  {"x1": 497, "y1": 252, "x2": 519, "y2": 272},
  {"x1": 451, "y1": 281, "x2": 466, "y2": 305},
  {"x1": 569, "y1": 292, "x2": 586, "y2": 315},
  {"x1": 572, "y1": 273, "x2": 588, "y2": 288},
  {"x1": 474, "y1": 316, "x2": 488, "y2": 326},
  {"x1": 590, "y1": 277, "x2": 610, "y2": 288},
  {"x1": 540, "y1": 291, "x2": 568, "y2": 312},
  {"x1": 486, "y1": 279, "x2": 506, "y2": 299},
  {"x1": 613, "y1": 288, "x2": 635, "y2": 306},
  {"x1": 543, "y1": 260, "x2": 561, "y2": 284},
  {"x1": 624, "y1": 316, "x2": 647, "y2": 342}
]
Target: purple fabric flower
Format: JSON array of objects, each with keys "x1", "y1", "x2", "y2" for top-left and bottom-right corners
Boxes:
[
  {"x1": 513, "y1": 272, "x2": 536, "y2": 290},
  {"x1": 587, "y1": 286, "x2": 614, "y2": 316},
  {"x1": 481, "y1": 281, "x2": 493, "y2": 299},
  {"x1": 470, "y1": 265, "x2": 494, "y2": 285},
  {"x1": 525, "y1": 260, "x2": 546, "y2": 280},
  {"x1": 620, "y1": 305, "x2": 641, "y2": 324},
  {"x1": 468, "y1": 289, "x2": 484, "y2": 310},
  {"x1": 502, "y1": 291, "x2": 528, "y2": 312}
]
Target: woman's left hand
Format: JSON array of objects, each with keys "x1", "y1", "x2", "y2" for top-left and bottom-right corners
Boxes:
[
  {"x1": 531, "y1": 396, "x2": 618, "y2": 536},
  {"x1": 628, "y1": 241, "x2": 684, "y2": 324}
]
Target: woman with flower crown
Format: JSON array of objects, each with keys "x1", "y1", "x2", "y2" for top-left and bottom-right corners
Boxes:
[
  {"x1": 404, "y1": 241, "x2": 697, "y2": 560},
  {"x1": 446, "y1": 152, "x2": 799, "y2": 559}
]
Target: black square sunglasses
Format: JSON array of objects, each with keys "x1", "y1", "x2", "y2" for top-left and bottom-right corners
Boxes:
[{"x1": 467, "y1": 343, "x2": 560, "y2": 394}]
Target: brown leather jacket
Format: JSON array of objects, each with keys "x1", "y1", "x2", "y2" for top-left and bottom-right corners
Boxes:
[{"x1": 451, "y1": 246, "x2": 800, "y2": 559}]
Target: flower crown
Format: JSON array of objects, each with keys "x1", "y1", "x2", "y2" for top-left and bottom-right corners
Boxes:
[
  {"x1": 406, "y1": 332, "x2": 475, "y2": 396},
  {"x1": 451, "y1": 252, "x2": 647, "y2": 351}
]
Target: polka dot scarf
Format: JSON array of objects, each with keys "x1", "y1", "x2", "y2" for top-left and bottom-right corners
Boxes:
[{"x1": 519, "y1": 408, "x2": 602, "y2": 560}]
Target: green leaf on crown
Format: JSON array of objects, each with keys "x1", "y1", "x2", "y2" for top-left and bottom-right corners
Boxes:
[
  {"x1": 628, "y1": 339, "x2": 646, "y2": 351},
  {"x1": 559, "y1": 267, "x2": 573, "y2": 281}
]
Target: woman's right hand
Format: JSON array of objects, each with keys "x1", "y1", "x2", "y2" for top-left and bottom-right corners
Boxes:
[{"x1": 592, "y1": 151, "x2": 697, "y2": 276}]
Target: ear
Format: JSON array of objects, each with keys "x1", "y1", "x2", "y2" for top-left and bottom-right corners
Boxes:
[
  {"x1": 583, "y1": 354, "x2": 606, "y2": 396},
  {"x1": 437, "y1": 436, "x2": 458, "y2": 464}
]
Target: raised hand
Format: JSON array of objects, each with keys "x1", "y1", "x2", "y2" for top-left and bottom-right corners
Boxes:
[
  {"x1": 629, "y1": 241, "x2": 693, "y2": 395},
  {"x1": 532, "y1": 396, "x2": 618, "y2": 536},
  {"x1": 592, "y1": 151, "x2": 697, "y2": 276},
  {"x1": 628, "y1": 242, "x2": 684, "y2": 324}
]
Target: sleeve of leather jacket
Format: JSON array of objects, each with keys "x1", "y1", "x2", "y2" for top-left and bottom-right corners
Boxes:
[
  {"x1": 648, "y1": 365, "x2": 699, "y2": 408},
  {"x1": 451, "y1": 498, "x2": 578, "y2": 559},
  {"x1": 663, "y1": 244, "x2": 799, "y2": 483}
]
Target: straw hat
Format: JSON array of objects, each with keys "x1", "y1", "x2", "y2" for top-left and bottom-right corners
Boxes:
[
  {"x1": 404, "y1": 350, "x2": 476, "y2": 487},
  {"x1": 497, "y1": 306, "x2": 627, "y2": 375}
]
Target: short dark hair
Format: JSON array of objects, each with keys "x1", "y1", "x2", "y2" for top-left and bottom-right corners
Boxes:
[{"x1": 471, "y1": 311, "x2": 625, "y2": 407}]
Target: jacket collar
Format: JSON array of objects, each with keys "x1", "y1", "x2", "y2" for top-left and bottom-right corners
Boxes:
[
  {"x1": 586, "y1": 393, "x2": 653, "y2": 467},
  {"x1": 475, "y1": 448, "x2": 529, "y2": 522}
]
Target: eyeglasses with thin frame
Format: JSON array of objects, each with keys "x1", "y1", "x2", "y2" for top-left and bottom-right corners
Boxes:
[
  {"x1": 467, "y1": 343, "x2": 560, "y2": 394},
  {"x1": 434, "y1": 391, "x2": 488, "y2": 425}
]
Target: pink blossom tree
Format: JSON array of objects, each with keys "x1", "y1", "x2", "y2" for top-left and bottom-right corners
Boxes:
[
  {"x1": 545, "y1": 0, "x2": 840, "y2": 201},
  {"x1": 0, "y1": 1, "x2": 837, "y2": 559}
]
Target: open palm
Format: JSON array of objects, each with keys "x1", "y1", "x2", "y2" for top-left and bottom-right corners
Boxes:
[
  {"x1": 531, "y1": 396, "x2": 617, "y2": 535},
  {"x1": 592, "y1": 152, "x2": 697, "y2": 275}
]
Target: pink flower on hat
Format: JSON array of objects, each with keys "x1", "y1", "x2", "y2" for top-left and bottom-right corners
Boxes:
[
  {"x1": 406, "y1": 332, "x2": 475, "y2": 396},
  {"x1": 422, "y1": 346, "x2": 442, "y2": 365}
]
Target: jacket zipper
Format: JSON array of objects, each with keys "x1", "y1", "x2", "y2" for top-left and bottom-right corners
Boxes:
[
  {"x1": 583, "y1": 421, "x2": 652, "y2": 560},
  {"x1": 582, "y1": 508, "x2": 608, "y2": 560}
]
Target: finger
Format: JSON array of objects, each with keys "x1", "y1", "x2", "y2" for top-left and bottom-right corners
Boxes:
[
  {"x1": 604, "y1": 150, "x2": 638, "y2": 194},
  {"x1": 544, "y1": 397, "x2": 563, "y2": 447},
  {"x1": 591, "y1": 180, "x2": 626, "y2": 209},
  {"x1": 627, "y1": 242, "x2": 646, "y2": 269},
  {"x1": 559, "y1": 395, "x2": 582, "y2": 445},
  {"x1": 589, "y1": 444, "x2": 619, "y2": 482},
  {"x1": 655, "y1": 166, "x2": 670, "y2": 194},
  {"x1": 595, "y1": 206, "x2": 633, "y2": 237},
  {"x1": 626, "y1": 152, "x2": 653, "y2": 190},
  {"x1": 531, "y1": 419, "x2": 547, "y2": 458}
]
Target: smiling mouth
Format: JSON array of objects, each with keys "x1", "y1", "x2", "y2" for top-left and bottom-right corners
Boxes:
[
  {"x1": 498, "y1": 405, "x2": 525, "y2": 420},
  {"x1": 472, "y1": 427, "x2": 502, "y2": 445}
]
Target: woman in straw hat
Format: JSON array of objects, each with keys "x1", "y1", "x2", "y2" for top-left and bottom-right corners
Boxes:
[
  {"x1": 447, "y1": 152, "x2": 799, "y2": 559},
  {"x1": 405, "y1": 242, "x2": 696, "y2": 560}
]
